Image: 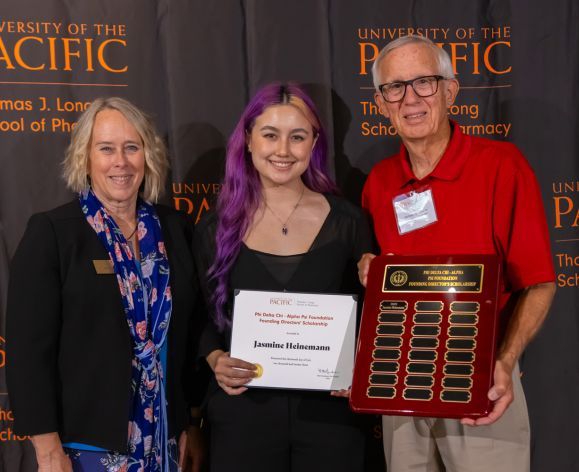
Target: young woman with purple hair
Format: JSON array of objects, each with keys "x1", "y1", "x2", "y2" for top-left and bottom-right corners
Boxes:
[{"x1": 194, "y1": 83, "x2": 372, "y2": 471}]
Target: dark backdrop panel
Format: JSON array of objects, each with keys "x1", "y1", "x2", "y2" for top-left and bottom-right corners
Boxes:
[
  {"x1": 158, "y1": 0, "x2": 246, "y2": 221},
  {"x1": 0, "y1": 0, "x2": 577, "y2": 470},
  {"x1": 329, "y1": 0, "x2": 514, "y2": 196},
  {"x1": 0, "y1": 0, "x2": 169, "y2": 255},
  {"x1": 0, "y1": 1, "x2": 169, "y2": 468},
  {"x1": 509, "y1": 2, "x2": 579, "y2": 471},
  {"x1": 243, "y1": 0, "x2": 337, "y2": 169}
]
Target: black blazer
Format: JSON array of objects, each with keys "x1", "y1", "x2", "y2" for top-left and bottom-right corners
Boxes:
[{"x1": 6, "y1": 200, "x2": 201, "y2": 452}]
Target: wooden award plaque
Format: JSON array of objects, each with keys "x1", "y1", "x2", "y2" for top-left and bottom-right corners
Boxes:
[{"x1": 350, "y1": 255, "x2": 501, "y2": 419}]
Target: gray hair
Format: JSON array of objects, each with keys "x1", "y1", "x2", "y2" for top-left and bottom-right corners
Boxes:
[
  {"x1": 371, "y1": 35, "x2": 455, "y2": 90},
  {"x1": 62, "y1": 97, "x2": 169, "y2": 203}
]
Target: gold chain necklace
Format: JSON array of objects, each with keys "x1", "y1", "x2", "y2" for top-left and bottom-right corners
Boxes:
[{"x1": 264, "y1": 185, "x2": 305, "y2": 236}]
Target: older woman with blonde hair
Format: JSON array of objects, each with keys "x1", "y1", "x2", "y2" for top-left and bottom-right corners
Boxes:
[{"x1": 7, "y1": 97, "x2": 203, "y2": 472}]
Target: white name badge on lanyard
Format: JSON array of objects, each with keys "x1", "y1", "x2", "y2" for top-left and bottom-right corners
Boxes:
[{"x1": 392, "y1": 188, "x2": 438, "y2": 235}]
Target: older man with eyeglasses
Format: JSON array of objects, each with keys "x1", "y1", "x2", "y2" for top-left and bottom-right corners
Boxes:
[{"x1": 358, "y1": 35, "x2": 556, "y2": 472}]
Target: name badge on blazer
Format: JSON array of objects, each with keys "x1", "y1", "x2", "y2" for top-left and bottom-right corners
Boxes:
[{"x1": 93, "y1": 259, "x2": 114, "y2": 274}]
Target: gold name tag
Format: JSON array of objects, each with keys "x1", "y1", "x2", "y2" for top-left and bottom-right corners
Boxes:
[{"x1": 93, "y1": 259, "x2": 114, "y2": 274}]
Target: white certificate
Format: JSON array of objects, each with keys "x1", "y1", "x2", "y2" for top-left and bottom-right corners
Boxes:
[{"x1": 230, "y1": 290, "x2": 357, "y2": 391}]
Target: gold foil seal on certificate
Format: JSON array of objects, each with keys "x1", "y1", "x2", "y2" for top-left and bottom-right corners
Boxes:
[{"x1": 254, "y1": 363, "x2": 264, "y2": 378}]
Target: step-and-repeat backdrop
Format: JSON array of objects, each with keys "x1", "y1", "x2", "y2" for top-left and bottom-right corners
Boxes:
[{"x1": 0, "y1": 1, "x2": 577, "y2": 470}]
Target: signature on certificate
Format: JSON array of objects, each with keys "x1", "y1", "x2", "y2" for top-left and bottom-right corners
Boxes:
[{"x1": 318, "y1": 368, "x2": 339, "y2": 375}]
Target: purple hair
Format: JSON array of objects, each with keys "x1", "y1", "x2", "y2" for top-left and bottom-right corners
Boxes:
[{"x1": 207, "y1": 82, "x2": 339, "y2": 331}]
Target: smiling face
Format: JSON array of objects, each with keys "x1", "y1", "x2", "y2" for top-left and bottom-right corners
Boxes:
[
  {"x1": 374, "y1": 42, "x2": 459, "y2": 144},
  {"x1": 88, "y1": 109, "x2": 146, "y2": 210},
  {"x1": 247, "y1": 104, "x2": 317, "y2": 189}
]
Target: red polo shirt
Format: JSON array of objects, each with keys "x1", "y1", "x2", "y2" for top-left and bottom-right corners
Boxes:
[{"x1": 362, "y1": 123, "x2": 554, "y2": 301}]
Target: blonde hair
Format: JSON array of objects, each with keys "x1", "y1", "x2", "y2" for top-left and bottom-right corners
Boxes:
[
  {"x1": 62, "y1": 97, "x2": 169, "y2": 203},
  {"x1": 286, "y1": 94, "x2": 320, "y2": 133}
]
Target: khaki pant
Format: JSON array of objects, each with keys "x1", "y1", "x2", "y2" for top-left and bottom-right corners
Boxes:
[{"x1": 382, "y1": 364, "x2": 530, "y2": 472}]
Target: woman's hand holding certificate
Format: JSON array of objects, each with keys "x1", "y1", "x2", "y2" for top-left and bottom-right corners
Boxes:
[{"x1": 207, "y1": 349, "x2": 258, "y2": 395}]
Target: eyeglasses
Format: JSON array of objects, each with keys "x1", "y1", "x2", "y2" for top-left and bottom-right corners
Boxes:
[{"x1": 378, "y1": 75, "x2": 445, "y2": 103}]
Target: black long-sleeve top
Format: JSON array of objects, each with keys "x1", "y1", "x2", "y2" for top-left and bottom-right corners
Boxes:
[{"x1": 193, "y1": 194, "x2": 374, "y2": 360}]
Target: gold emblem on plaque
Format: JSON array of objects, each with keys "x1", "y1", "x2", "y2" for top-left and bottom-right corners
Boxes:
[{"x1": 389, "y1": 270, "x2": 408, "y2": 287}]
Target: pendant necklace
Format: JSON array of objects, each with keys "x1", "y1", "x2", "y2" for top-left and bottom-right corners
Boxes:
[
  {"x1": 124, "y1": 223, "x2": 138, "y2": 241},
  {"x1": 264, "y1": 185, "x2": 305, "y2": 236}
]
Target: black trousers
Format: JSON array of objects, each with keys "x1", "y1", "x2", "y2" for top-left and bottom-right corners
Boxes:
[{"x1": 206, "y1": 388, "x2": 366, "y2": 472}]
